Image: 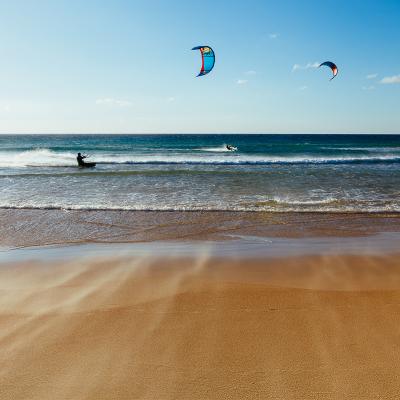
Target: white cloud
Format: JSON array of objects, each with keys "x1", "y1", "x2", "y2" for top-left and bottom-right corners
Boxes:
[
  {"x1": 95, "y1": 98, "x2": 133, "y2": 107},
  {"x1": 366, "y1": 73, "x2": 378, "y2": 80},
  {"x1": 237, "y1": 79, "x2": 248, "y2": 85},
  {"x1": 299, "y1": 86, "x2": 308, "y2": 91},
  {"x1": 245, "y1": 70, "x2": 256, "y2": 75},
  {"x1": 269, "y1": 33, "x2": 279, "y2": 39},
  {"x1": 380, "y1": 75, "x2": 400, "y2": 84},
  {"x1": 292, "y1": 62, "x2": 320, "y2": 72},
  {"x1": 167, "y1": 97, "x2": 175, "y2": 102},
  {"x1": 362, "y1": 86, "x2": 375, "y2": 91}
]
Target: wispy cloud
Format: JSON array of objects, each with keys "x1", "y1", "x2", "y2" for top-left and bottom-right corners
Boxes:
[
  {"x1": 366, "y1": 73, "x2": 378, "y2": 80},
  {"x1": 292, "y1": 62, "x2": 320, "y2": 72},
  {"x1": 299, "y1": 86, "x2": 308, "y2": 91},
  {"x1": 269, "y1": 33, "x2": 279, "y2": 39},
  {"x1": 380, "y1": 75, "x2": 400, "y2": 84},
  {"x1": 167, "y1": 97, "x2": 175, "y2": 102},
  {"x1": 362, "y1": 86, "x2": 375, "y2": 91},
  {"x1": 237, "y1": 79, "x2": 248, "y2": 85},
  {"x1": 95, "y1": 98, "x2": 133, "y2": 107},
  {"x1": 245, "y1": 70, "x2": 256, "y2": 75}
]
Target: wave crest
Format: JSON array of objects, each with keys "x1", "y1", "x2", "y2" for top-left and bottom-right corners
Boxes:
[
  {"x1": 0, "y1": 148, "x2": 76, "y2": 167},
  {"x1": 1, "y1": 148, "x2": 400, "y2": 168}
]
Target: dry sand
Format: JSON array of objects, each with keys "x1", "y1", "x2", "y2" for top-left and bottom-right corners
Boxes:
[{"x1": 1, "y1": 252, "x2": 400, "y2": 399}]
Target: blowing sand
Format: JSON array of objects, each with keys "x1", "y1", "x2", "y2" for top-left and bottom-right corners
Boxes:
[{"x1": 1, "y1": 252, "x2": 400, "y2": 399}]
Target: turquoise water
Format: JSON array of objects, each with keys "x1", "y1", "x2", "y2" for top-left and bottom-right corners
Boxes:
[{"x1": 0, "y1": 134, "x2": 399, "y2": 212}]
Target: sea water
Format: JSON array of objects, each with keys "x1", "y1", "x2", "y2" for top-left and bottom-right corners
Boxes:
[{"x1": 0, "y1": 134, "x2": 399, "y2": 212}]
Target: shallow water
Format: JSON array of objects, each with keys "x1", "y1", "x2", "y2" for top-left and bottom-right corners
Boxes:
[
  {"x1": 2, "y1": 232, "x2": 400, "y2": 264},
  {"x1": 1, "y1": 134, "x2": 399, "y2": 212}
]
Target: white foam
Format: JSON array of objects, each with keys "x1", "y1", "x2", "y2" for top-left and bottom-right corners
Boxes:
[
  {"x1": 0, "y1": 149, "x2": 76, "y2": 167},
  {"x1": 0, "y1": 148, "x2": 400, "y2": 168},
  {"x1": 197, "y1": 144, "x2": 237, "y2": 153},
  {"x1": 322, "y1": 146, "x2": 400, "y2": 152},
  {"x1": 270, "y1": 196, "x2": 339, "y2": 205},
  {"x1": 1, "y1": 202, "x2": 399, "y2": 213}
]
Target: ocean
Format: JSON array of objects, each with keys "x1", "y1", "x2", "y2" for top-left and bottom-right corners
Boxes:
[{"x1": 0, "y1": 134, "x2": 399, "y2": 212}]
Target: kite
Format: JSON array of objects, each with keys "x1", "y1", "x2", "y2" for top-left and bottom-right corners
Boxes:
[
  {"x1": 192, "y1": 46, "x2": 215, "y2": 77},
  {"x1": 319, "y1": 61, "x2": 338, "y2": 80}
]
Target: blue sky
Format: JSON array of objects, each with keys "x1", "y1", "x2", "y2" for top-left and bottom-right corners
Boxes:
[{"x1": 0, "y1": 0, "x2": 399, "y2": 134}]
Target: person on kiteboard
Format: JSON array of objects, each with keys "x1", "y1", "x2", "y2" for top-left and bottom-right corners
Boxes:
[
  {"x1": 77, "y1": 153, "x2": 97, "y2": 168},
  {"x1": 77, "y1": 153, "x2": 87, "y2": 167}
]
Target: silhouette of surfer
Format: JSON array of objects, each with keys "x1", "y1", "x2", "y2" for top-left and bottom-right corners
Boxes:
[
  {"x1": 77, "y1": 153, "x2": 96, "y2": 168},
  {"x1": 77, "y1": 153, "x2": 87, "y2": 167}
]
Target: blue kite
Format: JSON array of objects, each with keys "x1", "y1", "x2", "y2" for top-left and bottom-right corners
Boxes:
[{"x1": 192, "y1": 46, "x2": 215, "y2": 77}]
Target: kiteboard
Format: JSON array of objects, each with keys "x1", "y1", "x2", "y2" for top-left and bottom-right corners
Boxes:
[{"x1": 79, "y1": 162, "x2": 96, "y2": 168}]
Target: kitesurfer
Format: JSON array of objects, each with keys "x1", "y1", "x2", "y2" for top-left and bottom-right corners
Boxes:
[
  {"x1": 77, "y1": 153, "x2": 97, "y2": 168},
  {"x1": 77, "y1": 153, "x2": 87, "y2": 167},
  {"x1": 226, "y1": 145, "x2": 234, "y2": 151}
]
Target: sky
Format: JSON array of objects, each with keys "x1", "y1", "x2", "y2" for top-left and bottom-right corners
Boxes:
[{"x1": 0, "y1": 0, "x2": 399, "y2": 134}]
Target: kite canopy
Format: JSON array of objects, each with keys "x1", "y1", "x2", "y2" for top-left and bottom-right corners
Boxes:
[
  {"x1": 319, "y1": 61, "x2": 338, "y2": 80},
  {"x1": 192, "y1": 46, "x2": 215, "y2": 77}
]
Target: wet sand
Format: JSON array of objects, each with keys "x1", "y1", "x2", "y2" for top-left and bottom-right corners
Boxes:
[
  {"x1": 1, "y1": 252, "x2": 400, "y2": 399},
  {"x1": 1, "y1": 208, "x2": 400, "y2": 248}
]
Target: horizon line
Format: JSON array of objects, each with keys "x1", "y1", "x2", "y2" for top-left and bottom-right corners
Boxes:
[{"x1": 0, "y1": 132, "x2": 399, "y2": 135}]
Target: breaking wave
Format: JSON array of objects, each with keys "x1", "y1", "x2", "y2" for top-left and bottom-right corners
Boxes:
[
  {"x1": 1, "y1": 148, "x2": 400, "y2": 168},
  {"x1": 1, "y1": 199, "x2": 399, "y2": 213},
  {"x1": 197, "y1": 144, "x2": 237, "y2": 153}
]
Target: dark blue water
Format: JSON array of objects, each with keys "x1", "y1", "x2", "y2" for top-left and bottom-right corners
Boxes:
[{"x1": 0, "y1": 134, "x2": 399, "y2": 212}]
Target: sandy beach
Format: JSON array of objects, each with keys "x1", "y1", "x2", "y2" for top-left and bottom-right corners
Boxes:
[
  {"x1": 1, "y1": 0, "x2": 399, "y2": 396},
  {"x1": 1, "y1": 210, "x2": 400, "y2": 399}
]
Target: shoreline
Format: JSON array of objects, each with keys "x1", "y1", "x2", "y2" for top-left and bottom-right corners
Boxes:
[
  {"x1": 2, "y1": 231, "x2": 400, "y2": 264},
  {"x1": 2, "y1": 206, "x2": 400, "y2": 213},
  {"x1": 2, "y1": 208, "x2": 400, "y2": 264},
  {"x1": 1, "y1": 209, "x2": 400, "y2": 250}
]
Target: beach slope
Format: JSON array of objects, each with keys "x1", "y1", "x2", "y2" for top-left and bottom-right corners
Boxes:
[{"x1": 1, "y1": 253, "x2": 400, "y2": 399}]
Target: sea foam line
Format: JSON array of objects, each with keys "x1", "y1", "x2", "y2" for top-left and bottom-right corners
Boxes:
[
  {"x1": 0, "y1": 204, "x2": 399, "y2": 213},
  {"x1": 1, "y1": 148, "x2": 400, "y2": 167}
]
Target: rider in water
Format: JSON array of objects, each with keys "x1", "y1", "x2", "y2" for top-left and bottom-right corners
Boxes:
[{"x1": 76, "y1": 153, "x2": 87, "y2": 167}]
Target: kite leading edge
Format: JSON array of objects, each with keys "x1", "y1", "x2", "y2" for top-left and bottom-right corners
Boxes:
[
  {"x1": 319, "y1": 61, "x2": 338, "y2": 80},
  {"x1": 192, "y1": 46, "x2": 215, "y2": 77}
]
